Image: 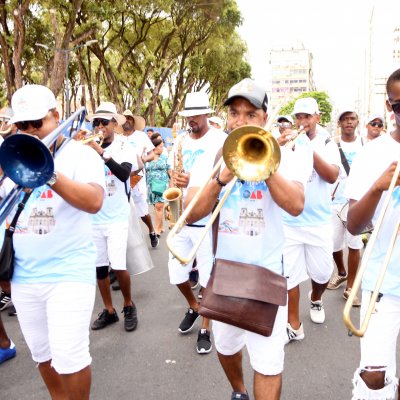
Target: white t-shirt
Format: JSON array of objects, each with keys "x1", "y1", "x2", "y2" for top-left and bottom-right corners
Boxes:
[
  {"x1": 331, "y1": 136, "x2": 364, "y2": 205},
  {"x1": 118, "y1": 131, "x2": 155, "y2": 196},
  {"x1": 172, "y1": 127, "x2": 227, "y2": 225},
  {"x1": 92, "y1": 138, "x2": 137, "y2": 225},
  {"x1": 209, "y1": 149, "x2": 306, "y2": 275},
  {"x1": 5, "y1": 140, "x2": 105, "y2": 285},
  {"x1": 283, "y1": 134, "x2": 341, "y2": 226},
  {"x1": 345, "y1": 133, "x2": 400, "y2": 296}
]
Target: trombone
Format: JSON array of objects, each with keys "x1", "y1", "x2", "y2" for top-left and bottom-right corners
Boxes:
[
  {"x1": 166, "y1": 125, "x2": 281, "y2": 265},
  {"x1": 343, "y1": 161, "x2": 400, "y2": 337},
  {"x1": 0, "y1": 107, "x2": 87, "y2": 225}
]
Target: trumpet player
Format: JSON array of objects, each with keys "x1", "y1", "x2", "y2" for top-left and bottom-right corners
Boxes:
[
  {"x1": 345, "y1": 68, "x2": 400, "y2": 399},
  {"x1": 86, "y1": 102, "x2": 139, "y2": 333},
  {"x1": 4, "y1": 85, "x2": 105, "y2": 399},
  {"x1": 167, "y1": 92, "x2": 226, "y2": 354}
]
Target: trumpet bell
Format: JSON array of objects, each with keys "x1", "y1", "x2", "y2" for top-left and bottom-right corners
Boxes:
[
  {"x1": 0, "y1": 134, "x2": 54, "y2": 188},
  {"x1": 223, "y1": 125, "x2": 281, "y2": 182}
]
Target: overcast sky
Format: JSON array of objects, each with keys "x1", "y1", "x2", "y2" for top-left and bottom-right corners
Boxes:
[{"x1": 235, "y1": 0, "x2": 400, "y2": 109}]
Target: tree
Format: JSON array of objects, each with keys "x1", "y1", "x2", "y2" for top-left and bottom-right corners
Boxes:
[{"x1": 279, "y1": 91, "x2": 333, "y2": 126}]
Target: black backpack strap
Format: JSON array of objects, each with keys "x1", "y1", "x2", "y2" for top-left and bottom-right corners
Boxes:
[
  {"x1": 336, "y1": 142, "x2": 350, "y2": 176},
  {"x1": 124, "y1": 181, "x2": 131, "y2": 202}
]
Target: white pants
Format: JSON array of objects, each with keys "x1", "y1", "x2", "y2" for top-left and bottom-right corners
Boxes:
[
  {"x1": 332, "y1": 203, "x2": 363, "y2": 252},
  {"x1": 168, "y1": 225, "x2": 213, "y2": 288},
  {"x1": 213, "y1": 304, "x2": 287, "y2": 375},
  {"x1": 283, "y1": 224, "x2": 334, "y2": 290},
  {"x1": 12, "y1": 282, "x2": 95, "y2": 374},
  {"x1": 93, "y1": 221, "x2": 128, "y2": 270}
]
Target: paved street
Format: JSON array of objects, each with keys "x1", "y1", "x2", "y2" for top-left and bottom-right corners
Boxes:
[{"x1": 0, "y1": 226, "x2": 388, "y2": 399}]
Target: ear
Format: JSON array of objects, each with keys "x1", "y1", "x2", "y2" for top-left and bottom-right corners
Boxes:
[{"x1": 386, "y1": 99, "x2": 393, "y2": 112}]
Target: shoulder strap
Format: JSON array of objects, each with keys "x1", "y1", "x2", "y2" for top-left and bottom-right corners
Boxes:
[
  {"x1": 7, "y1": 191, "x2": 32, "y2": 234},
  {"x1": 336, "y1": 142, "x2": 350, "y2": 176},
  {"x1": 211, "y1": 147, "x2": 223, "y2": 256},
  {"x1": 124, "y1": 181, "x2": 131, "y2": 202}
]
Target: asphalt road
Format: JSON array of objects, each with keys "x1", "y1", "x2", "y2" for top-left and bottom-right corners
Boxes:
[{"x1": 0, "y1": 225, "x2": 385, "y2": 399}]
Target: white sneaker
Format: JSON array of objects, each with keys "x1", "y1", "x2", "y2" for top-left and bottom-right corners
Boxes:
[
  {"x1": 285, "y1": 323, "x2": 305, "y2": 344},
  {"x1": 309, "y1": 291, "x2": 325, "y2": 324}
]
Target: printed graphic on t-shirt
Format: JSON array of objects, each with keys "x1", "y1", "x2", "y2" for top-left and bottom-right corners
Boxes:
[
  {"x1": 182, "y1": 149, "x2": 205, "y2": 172},
  {"x1": 105, "y1": 168, "x2": 117, "y2": 197},
  {"x1": 219, "y1": 181, "x2": 267, "y2": 237},
  {"x1": 308, "y1": 169, "x2": 317, "y2": 183},
  {"x1": 10, "y1": 187, "x2": 57, "y2": 235}
]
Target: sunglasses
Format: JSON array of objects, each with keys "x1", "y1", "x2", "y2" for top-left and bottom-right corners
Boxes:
[
  {"x1": 92, "y1": 119, "x2": 111, "y2": 127},
  {"x1": 15, "y1": 119, "x2": 43, "y2": 131},
  {"x1": 369, "y1": 122, "x2": 383, "y2": 128},
  {"x1": 389, "y1": 101, "x2": 400, "y2": 115}
]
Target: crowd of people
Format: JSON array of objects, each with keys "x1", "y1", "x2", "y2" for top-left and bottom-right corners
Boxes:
[{"x1": 0, "y1": 67, "x2": 400, "y2": 400}]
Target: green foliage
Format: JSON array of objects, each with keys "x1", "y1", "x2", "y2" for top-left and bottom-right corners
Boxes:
[{"x1": 279, "y1": 91, "x2": 333, "y2": 125}]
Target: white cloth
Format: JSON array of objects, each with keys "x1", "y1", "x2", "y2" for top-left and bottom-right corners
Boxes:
[
  {"x1": 212, "y1": 303, "x2": 287, "y2": 375},
  {"x1": 168, "y1": 225, "x2": 213, "y2": 287},
  {"x1": 92, "y1": 139, "x2": 137, "y2": 224},
  {"x1": 12, "y1": 282, "x2": 95, "y2": 374},
  {"x1": 6, "y1": 140, "x2": 105, "y2": 285},
  {"x1": 332, "y1": 136, "x2": 364, "y2": 205},
  {"x1": 205, "y1": 149, "x2": 307, "y2": 276},
  {"x1": 283, "y1": 134, "x2": 341, "y2": 227},
  {"x1": 345, "y1": 134, "x2": 400, "y2": 297},
  {"x1": 118, "y1": 131, "x2": 154, "y2": 197}
]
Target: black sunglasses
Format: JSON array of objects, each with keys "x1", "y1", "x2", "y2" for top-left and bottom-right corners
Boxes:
[
  {"x1": 369, "y1": 122, "x2": 383, "y2": 128},
  {"x1": 15, "y1": 119, "x2": 43, "y2": 131},
  {"x1": 92, "y1": 119, "x2": 111, "y2": 127},
  {"x1": 389, "y1": 101, "x2": 400, "y2": 115}
]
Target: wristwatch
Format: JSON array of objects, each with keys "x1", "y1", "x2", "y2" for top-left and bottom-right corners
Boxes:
[{"x1": 47, "y1": 172, "x2": 58, "y2": 187}]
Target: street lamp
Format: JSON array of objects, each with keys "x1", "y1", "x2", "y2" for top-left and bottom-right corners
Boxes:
[{"x1": 35, "y1": 39, "x2": 98, "y2": 118}]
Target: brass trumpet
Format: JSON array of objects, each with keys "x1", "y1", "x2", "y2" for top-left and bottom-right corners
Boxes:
[
  {"x1": 167, "y1": 125, "x2": 281, "y2": 265},
  {"x1": 343, "y1": 161, "x2": 400, "y2": 337},
  {"x1": 78, "y1": 130, "x2": 104, "y2": 145}
]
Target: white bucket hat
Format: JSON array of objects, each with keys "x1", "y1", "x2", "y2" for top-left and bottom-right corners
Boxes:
[
  {"x1": 9, "y1": 84, "x2": 57, "y2": 124},
  {"x1": 87, "y1": 102, "x2": 126, "y2": 125},
  {"x1": 123, "y1": 109, "x2": 146, "y2": 131},
  {"x1": 178, "y1": 92, "x2": 214, "y2": 117}
]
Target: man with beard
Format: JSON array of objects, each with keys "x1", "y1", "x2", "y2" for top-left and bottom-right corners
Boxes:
[
  {"x1": 167, "y1": 92, "x2": 226, "y2": 354},
  {"x1": 120, "y1": 110, "x2": 158, "y2": 248}
]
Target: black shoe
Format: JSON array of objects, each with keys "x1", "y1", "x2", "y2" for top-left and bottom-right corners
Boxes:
[
  {"x1": 109, "y1": 269, "x2": 117, "y2": 284},
  {"x1": 196, "y1": 329, "x2": 212, "y2": 354},
  {"x1": 7, "y1": 305, "x2": 17, "y2": 316},
  {"x1": 189, "y1": 269, "x2": 199, "y2": 290},
  {"x1": 111, "y1": 281, "x2": 120, "y2": 291},
  {"x1": 123, "y1": 304, "x2": 138, "y2": 332},
  {"x1": 0, "y1": 291, "x2": 12, "y2": 311},
  {"x1": 149, "y1": 232, "x2": 159, "y2": 248},
  {"x1": 91, "y1": 309, "x2": 119, "y2": 330},
  {"x1": 178, "y1": 308, "x2": 199, "y2": 333},
  {"x1": 231, "y1": 392, "x2": 249, "y2": 400}
]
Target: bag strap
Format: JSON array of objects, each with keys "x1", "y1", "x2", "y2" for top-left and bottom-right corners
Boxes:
[
  {"x1": 7, "y1": 191, "x2": 32, "y2": 235},
  {"x1": 124, "y1": 181, "x2": 131, "y2": 202},
  {"x1": 337, "y1": 142, "x2": 350, "y2": 176},
  {"x1": 211, "y1": 148, "x2": 223, "y2": 257}
]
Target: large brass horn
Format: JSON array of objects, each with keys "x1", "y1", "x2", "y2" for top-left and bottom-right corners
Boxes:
[
  {"x1": 343, "y1": 161, "x2": 400, "y2": 337},
  {"x1": 166, "y1": 125, "x2": 281, "y2": 265}
]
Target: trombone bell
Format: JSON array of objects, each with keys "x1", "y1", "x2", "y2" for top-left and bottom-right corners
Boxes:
[{"x1": 223, "y1": 126, "x2": 281, "y2": 181}]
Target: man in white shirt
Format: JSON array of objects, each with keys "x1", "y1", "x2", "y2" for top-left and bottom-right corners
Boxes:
[
  {"x1": 167, "y1": 92, "x2": 226, "y2": 355},
  {"x1": 86, "y1": 103, "x2": 139, "y2": 333},
  {"x1": 283, "y1": 97, "x2": 340, "y2": 343},
  {"x1": 327, "y1": 109, "x2": 364, "y2": 307},
  {"x1": 120, "y1": 110, "x2": 158, "y2": 248},
  {"x1": 365, "y1": 113, "x2": 385, "y2": 142},
  {"x1": 185, "y1": 79, "x2": 306, "y2": 400},
  {"x1": 346, "y1": 68, "x2": 400, "y2": 400}
]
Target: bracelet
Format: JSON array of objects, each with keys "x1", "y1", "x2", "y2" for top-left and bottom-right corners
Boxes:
[{"x1": 215, "y1": 173, "x2": 226, "y2": 187}]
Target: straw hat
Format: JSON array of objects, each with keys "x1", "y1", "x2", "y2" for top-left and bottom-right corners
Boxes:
[
  {"x1": 87, "y1": 102, "x2": 126, "y2": 126},
  {"x1": 123, "y1": 109, "x2": 146, "y2": 131}
]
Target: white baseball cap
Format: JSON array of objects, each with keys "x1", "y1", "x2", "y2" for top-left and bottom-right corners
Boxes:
[
  {"x1": 10, "y1": 84, "x2": 57, "y2": 124},
  {"x1": 338, "y1": 107, "x2": 358, "y2": 121},
  {"x1": 367, "y1": 113, "x2": 384, "y2": 124},
  {"x1": 293, "y1": 97, "x2": 320, "y2": 115},
  {"x1": 209, "y1": 116, "x2": 224, "y2": 127}
]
